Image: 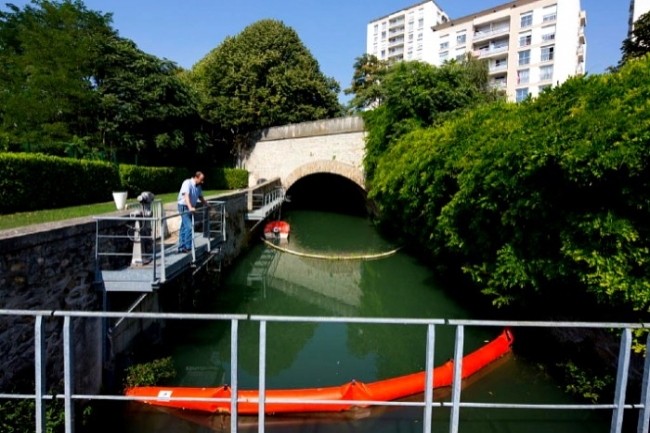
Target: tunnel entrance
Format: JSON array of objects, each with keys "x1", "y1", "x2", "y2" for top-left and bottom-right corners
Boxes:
[{"x1": 284, "y1": 173, "x2": 367, "y2": 216}]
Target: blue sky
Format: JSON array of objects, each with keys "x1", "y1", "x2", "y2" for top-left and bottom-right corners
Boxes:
[{"x1": 6, "y1": 0, "x2": 632, "y2": 102}]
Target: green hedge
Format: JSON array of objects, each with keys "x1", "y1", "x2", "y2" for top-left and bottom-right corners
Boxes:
[
  {"x1": 0, "y1": 153, "x2": 248, "y2": 214},
  {"x1": 0, "y1": 153, "x2": 119, "y2": 214}
]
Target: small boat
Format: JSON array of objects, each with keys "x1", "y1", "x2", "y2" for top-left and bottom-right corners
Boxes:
[
  {"x1": 264, "y1": 220, "x2": 290, "y2": 241},
  {"x1": 126, "y1": 329, "x2": 513, "y2": 415}
]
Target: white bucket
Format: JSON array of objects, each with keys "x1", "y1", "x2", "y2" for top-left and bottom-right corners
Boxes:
[{"x1": 112, "y1": 191, "x2": 128, "y2": 210}]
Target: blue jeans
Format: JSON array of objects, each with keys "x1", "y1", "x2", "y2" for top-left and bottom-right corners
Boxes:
[{"x1": 178, "y1": 204, "x2": 193, "y2": 250}]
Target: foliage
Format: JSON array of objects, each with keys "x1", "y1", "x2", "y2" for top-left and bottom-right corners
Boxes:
[
  {"x1": 188, "y1": 19, "x2": 343, "y2": 163},
  {"x1": 95, "y1": 36, "x2": 206, "y2": 166},
  {"x1": 0, "y1": 152, "x2": 119, "y2": 214},
  {"x1": 362, "y1": 57, "x2": 500, "y2": 180},
  {"x1": 559, "y1": 361, "x2": 613, "y2": 403},
  {"x1": 0, "y1": 0, "x2": 114, "y2": 150},
  {"x1": 344, "y1": 53, "x2": 388, "y2": 112},
  {"x1": 118, "y1": 164, "x2": 187, "y2": 197},
  {"x1": 209, "y1": 167, "x2": 248, "y2": 189},
  {"x1": 0, "y1": 398, "x2": 67, "y2": 433},
  {"x1": 620, "y1": 12, "x2": 650, "y2": 65},
  {"x1": 124, "y1": 356, "x2": 176, "y2": 389},
  {"x1": 369, "y1": 55, "x2": 650, "y2": 317},
  {"x1": 0, "y1": 1, "x2": 211, "y2": 165}
]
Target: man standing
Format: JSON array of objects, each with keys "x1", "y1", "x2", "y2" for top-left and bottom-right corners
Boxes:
[{"x1": 177, "y1": 171, "x2": 207, "y2": 253}]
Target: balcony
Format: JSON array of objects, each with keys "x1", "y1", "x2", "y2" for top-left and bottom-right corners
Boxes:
[
  {"x1": 489, "y1": 79, "x2": 507, "y2": 90},
  {"x1": 388, "y1": 36, "x2": 405, "y2": 47},
  {"x1": 579, "y1": 10, "x2": 587, "y2": 26},
  {"x1": 474, "y1": 44, "x2": 509, "y2": 58},
  {"x1": 473, "y1": 23, "x2": 510, "y2": 42},
  {"x1": 577, "y1": 45, "x2": 585, "y2": 62},
  {"x1": 488, "y1": 62, "x2": 508, "y2": 74},
  {"x1": 578, "y1": 26, "x2": 586, "y2": 44}
]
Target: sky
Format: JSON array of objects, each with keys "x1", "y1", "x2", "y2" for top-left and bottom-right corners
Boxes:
[{"x1": 4, "y1": 0, "x2": 633, "y2": 103}]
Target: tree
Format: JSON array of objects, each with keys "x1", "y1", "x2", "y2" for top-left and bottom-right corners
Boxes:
[
  {"x1": 363, "y1": 57, "x2": 500, "y2": 180},
  {"x1": 0, "y1": 0, "x2": 114, "y2": 152},
  {"x1": 620, "y1": 11, "x2": 650, "y2": 65},
  {"x1": 188, "y1": 19, "x2": 342, "y2": 165},
  {"x1": 344, "y1": 54, "x2": 388, "y2": 112},
  {"x1": 95, "y1": 36, "x2": 206, "y2": 166}
]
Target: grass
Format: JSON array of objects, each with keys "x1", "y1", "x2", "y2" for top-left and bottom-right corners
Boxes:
[{"x1": 0, "y1": 190, "x2": 226, "y2": 231}]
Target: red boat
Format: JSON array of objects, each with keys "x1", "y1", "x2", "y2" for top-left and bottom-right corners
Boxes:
[
  {"x1": 126, "y1": 329, "x2": 513, "y2": 415},
  {"x1": 264, "y1": 220, "x2": 290, "y2": 241}
]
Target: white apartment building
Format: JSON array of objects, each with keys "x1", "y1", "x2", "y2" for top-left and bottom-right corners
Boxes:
[
  {"x1": 629, "y1": 0, "x2": 650, "y2": 32},
  {"x1": 366, "y1": 1, "x2": 450, "y2": 64},
  {"x1": 431, "y1": 0, "x2": 587, "y2": 102}
]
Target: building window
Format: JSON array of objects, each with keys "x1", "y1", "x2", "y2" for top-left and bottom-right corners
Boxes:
[
  {"x1": 457, "y1": 33, "x2": 466, "y2": 45},
  {"x1": 541, "y1": 45, "x2": 554, "y2": 62},
  {"x1": 374, "y1": 24, "x2": 378, "y2": 33},
  {"x1": 516, "y1": 88, "x2": 529, "y2": 102},
  {"x1": 542, "y1": 25, "x2": 556, "y2": 42},
  {"x1": 440, "y1": 41, "x2": 449, "y2": 50},
  {"x1": 439, "y1": 51, "x2": 449, "y2": 62},
  {"x1": 543, "y1": 5, "x2": 557, "y2": 22},
  {"x1": 381, "y1": 31, "x2": 386, "y2": 40},
  {"x1": 519, "y1": 32, "x2": 532, "y2": 47},
  {"x1": 517, "y1": 69, "x2": 530, "y2": 84},
  {"x1": 418, "y1": 18, "x2": 424, "y2": 28},
  {"x1": 539, "y1": 84, "x2": 552, "y2": 93},
  {"x1": 540, "y1": 65, "x2": 553, "y2": 80},
  {"x1": 518, "y1": 49, "x2": 531, "y2": 65},
  {"x1": 521, "y1": 12, "x2": 533, "y2": 28},
  {"x1": 409, "y1": 33, "x2": 414, "y2": 42}
]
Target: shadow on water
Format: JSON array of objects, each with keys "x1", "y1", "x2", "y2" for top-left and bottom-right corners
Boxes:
[{"x1": 99, "y1": 203, "x2": 613, "y2": 433}]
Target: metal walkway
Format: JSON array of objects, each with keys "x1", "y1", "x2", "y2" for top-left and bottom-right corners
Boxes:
[
  {"x1": 246, "y1": 187, "x2": 285, "y2": 221},
  {"x1": 94, "y1": 200, "x2": 226, "y2": 292}
]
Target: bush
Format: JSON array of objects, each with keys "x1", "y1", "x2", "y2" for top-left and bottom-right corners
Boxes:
[
  {"x1": 0, "y1": 152, "x2": 119, "y2": 214},
  {"x1": 123, "y1": 356, "x2": 177, "y2": 389}
]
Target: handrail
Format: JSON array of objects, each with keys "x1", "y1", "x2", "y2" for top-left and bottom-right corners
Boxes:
[
  {"x1": 0, "y1": 310, "x2": 649, "y2": 433},
  {"x1": 93, "y1": 201, "x2": 226, "y2": 288}
]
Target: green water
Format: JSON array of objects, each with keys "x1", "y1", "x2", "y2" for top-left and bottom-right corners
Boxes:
[{"x1": 116, "y1": 210, "x2": 610, "y2": 433}]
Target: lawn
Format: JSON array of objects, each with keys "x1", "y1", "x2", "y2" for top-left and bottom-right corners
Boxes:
[{"x1": 0, "y1": 190, "x2": 226, "y2": 231}]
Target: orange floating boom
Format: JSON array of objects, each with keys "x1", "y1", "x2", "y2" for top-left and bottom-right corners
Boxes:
[{"x1": 126, "y1": 328, "x2": 513, "y2": 415}]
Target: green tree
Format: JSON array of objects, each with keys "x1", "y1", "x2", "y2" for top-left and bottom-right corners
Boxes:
[
  {"x1": 620, "y1": 11, "x2": 650, "y2": 65},
  {"x1": 363, "y1": 57, "x2": 500, "y2": 180},
  {"x1": 188, "y1": 19, "x2": 342, "y2": 166},
  {"x1": 0, "y1": 0, "x2": 113, "y2": 152},
  {"x1": 95, "y1": 36, "x2": 206, "y2": 166},
  {"x1": 344, "y1": 53, "x2": 388, "y2": 112}
]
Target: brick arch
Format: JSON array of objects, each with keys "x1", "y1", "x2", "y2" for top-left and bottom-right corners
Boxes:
[{"x1": 283, "y1": 160, "x2": 365, "y2": 191}]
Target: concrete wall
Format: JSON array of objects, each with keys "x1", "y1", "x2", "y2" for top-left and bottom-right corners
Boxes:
[
  {"x1": 244, "y1": 116, "x2": 367, "y2": 189},
  {"x1": 0, "y1": 190, "x2": 251, "y2": 394}
]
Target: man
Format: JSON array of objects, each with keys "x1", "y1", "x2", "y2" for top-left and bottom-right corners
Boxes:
[{"x1": 177, "y1": 171, "x2": 208, "y2": 253}]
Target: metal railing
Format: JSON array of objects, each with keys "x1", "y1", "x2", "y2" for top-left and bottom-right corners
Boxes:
[
  {"x1": 94, "y1": 200, "x2": 226, "y2": 286},
  {"x1": 0, "y1": 310, "x2": 649, "y2": 433}
]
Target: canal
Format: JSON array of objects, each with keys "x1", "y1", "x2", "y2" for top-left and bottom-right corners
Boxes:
[{"x1": 113, "y1": 208, "x2": 611, "y2": 432}]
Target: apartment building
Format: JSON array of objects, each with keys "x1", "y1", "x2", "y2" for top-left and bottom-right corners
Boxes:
[
  {"x1": 629, "y1": 0, "x2": 650, "y2": 32},
  {"x1": 366, "y1": 1, "x2": 450, "y2": 64},
  {"x1": 431, "y1": 0, "x2": 586, "y2": 102}
]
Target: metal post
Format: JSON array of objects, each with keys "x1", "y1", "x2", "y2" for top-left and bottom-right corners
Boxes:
[
  {"x1": 611, "y1": 328, "x2": 632, "y2": 433},
  {"x1": 230, "y1": 319, "x2": 239, "y2": 433},
  {"x1": 423, "y1": 323, "x2": 436, "y2": 433},
  {"x1": 258, "y1": 320, "x2": 267, "y2": 433},
  {"x1": 637, "y1": 331, "x2": 650, "y2": 433},
  {"x1": 35, "y1": 315, "x2": 45, "y2": 433},
  {"x1": 450, "y1": 325, "x2": 465, "y2": 433},
  {"x1": 190, "y1": 212, "x2": 196, "y2": 262},
  {"x1": 205, "y1": 206, "x2": 211, "y2": 252},
  {"x1": 63, "y1": 316, "x2": 75, "y2": 433}
]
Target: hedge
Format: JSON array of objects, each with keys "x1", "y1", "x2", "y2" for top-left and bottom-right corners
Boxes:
[
  {"x1": 0, "y1": 153, "x2": 119, "y2": 214},
  {"x1": 0, "y1": 153, "x2": 249, "y2": 214}
]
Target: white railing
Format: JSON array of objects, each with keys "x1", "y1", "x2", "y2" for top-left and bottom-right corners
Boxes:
[{"x1": 0, "y1": 310, "x2": 648, "y2": 433}]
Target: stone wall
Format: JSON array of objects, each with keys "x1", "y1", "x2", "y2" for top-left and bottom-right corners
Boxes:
[
  {"x1": 0, "y1": 190, "x2": 252, "y2": 395},
  {"x1": 244, "y1": 116, "x2": 366, "y2": 189}
]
